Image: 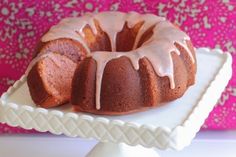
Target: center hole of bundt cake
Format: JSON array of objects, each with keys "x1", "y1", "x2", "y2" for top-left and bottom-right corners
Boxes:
[
  {"x1": 83, "y1": 21, "x2": 154, "y2": 53},
  {"x1": 115, "y1": 22, "x2": 142, "y2": 52},
  {"x1": 116, "y1": 22, "x2": 155, "y2": 52},
  {"x1": 115, "y1": 22, "x2": 154, "y2": 52}
]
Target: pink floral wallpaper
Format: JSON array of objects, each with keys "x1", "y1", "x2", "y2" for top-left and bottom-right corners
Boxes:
[{"x1": 0, "y1": 0, "x2": 236, "y2": 133}]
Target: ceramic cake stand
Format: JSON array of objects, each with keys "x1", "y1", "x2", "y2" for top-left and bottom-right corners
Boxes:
[{"x1": 0, "y1": 48, "x2": 232, "y2": 157}]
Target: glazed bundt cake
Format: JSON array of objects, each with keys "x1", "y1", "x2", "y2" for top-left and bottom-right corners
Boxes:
[{"x1": 27, "y1": 11, "x2": 196, "y2": 115}]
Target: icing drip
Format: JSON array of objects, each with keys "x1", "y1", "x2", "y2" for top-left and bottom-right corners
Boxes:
[
  {"x1": 94, "y1": 12, "x2": 126, "y2": 52},
  {"x1": 143, "y1": 21, "x2": 194, "y2": 62},
  {"x1": 37, "y1": 11, "x2": 195, "y2": 110}
]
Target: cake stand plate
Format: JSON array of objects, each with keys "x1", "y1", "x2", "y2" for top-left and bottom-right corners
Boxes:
[{"x1": 0, "y1": 48, "x2": 232, "y2": 157}]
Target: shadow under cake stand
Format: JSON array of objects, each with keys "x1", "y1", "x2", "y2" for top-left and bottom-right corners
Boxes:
[{"x1": 0, "y1": 48, "x2": 232, "y2": 157}]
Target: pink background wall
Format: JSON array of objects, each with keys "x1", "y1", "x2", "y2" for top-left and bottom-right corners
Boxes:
[{"x1": 0, "y1": 0, "x2": 236, "y2": 133}]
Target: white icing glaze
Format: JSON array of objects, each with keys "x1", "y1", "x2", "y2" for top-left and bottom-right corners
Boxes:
[
  {"x1": 41, "y1": 14, "x2": 95, "y2": 54},
  {"x1": 37, "y1": 11, "x2": 195, "y2": 110}
]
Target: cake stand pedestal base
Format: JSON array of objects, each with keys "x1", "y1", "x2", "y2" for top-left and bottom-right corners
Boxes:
[{"x1": 86, "y1": 142, "x2": 160, "y2": 157}]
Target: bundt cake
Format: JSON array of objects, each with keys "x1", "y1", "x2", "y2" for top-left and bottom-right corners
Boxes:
[{"x1": 26, "y1": 11, "x2": 196, "y2": 115}]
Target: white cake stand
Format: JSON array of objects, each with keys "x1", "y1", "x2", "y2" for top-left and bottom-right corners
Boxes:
[{"x1": 0, "y1": 48, "x2": 232, "y2": 157}]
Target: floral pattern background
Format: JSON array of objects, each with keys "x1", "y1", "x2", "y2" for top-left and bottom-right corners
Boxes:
[{"x1": 0, "y1": 0, "x2": 236, "y2": 133}]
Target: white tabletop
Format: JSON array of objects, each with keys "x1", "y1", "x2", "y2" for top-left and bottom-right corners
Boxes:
[{"x1": 0, "y1": 131, "x2": 236, "y2": 157}]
